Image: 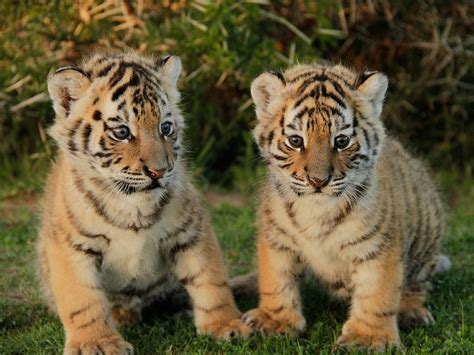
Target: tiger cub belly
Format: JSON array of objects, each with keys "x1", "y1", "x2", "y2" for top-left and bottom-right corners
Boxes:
[
  {"x1": 100, "y1": 228, "x2": 176, "y2": 302},
  {"x1": 299, "y1": 240, "x2": 352, "y2": 299}
]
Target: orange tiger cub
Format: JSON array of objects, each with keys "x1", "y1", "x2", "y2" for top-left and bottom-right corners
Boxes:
[
  {"x1": 242, "y1": 63, "x2": 450, "y2": 350},
  {"x1": 37, "y1": 51, "x2": 250, "y2": 354}
]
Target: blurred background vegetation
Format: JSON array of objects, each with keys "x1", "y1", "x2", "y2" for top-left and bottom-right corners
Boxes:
[{"x1": 0, "y1": 0, "x2": 472, "y2": 197}]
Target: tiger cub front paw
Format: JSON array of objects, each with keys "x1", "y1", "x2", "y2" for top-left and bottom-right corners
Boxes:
[
  {"x1": 336, "y1": 318, "x2": 400, "y2": 352},
  {"x1": 198, "y1": 318, "x2": 253, "y2": 341},
  {"x1": 242, "y1": 308, "x2": 306, "y2": 335},
  {"x1": 65, "y1": 333, "x2": 134, "y2": 355}
]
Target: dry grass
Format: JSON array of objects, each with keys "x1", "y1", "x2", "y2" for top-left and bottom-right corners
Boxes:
[{"x1": 1, "y1": 0, "x2": 472, "y2": 194}]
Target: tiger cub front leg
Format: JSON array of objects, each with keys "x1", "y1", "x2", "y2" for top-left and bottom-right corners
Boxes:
[
  {"x1": 243, "y1": 233, "x2": 305, "y2": 335},
  {"x1": 46, "y1": 239, "x2": 132, "y2": 355},
  {"x1": 337, "y1": 245, "x2": 403, "y2": 351},
  {"x1": 173, "y1": 228, "x2": 252, "y2": 340}
]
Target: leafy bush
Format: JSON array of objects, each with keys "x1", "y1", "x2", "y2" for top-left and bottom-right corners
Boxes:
[{"x1": 0, "y1": 0, "x2": 472, "y2": 194}]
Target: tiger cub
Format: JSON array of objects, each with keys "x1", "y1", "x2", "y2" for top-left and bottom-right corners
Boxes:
[
  {"x1": 37, "y1": 51, "x2": 250, "y2": 354},
  {"x1": 242, "y1": 63, "x2": 450, "y2": 350}
]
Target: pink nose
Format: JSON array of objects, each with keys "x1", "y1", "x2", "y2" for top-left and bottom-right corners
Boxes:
[
  {"x1": 307, "y1": 174, "x2": 331, "y2": 189},
  {"x1": 143, "y1": 166, "x2": 165, "y2": 180}
]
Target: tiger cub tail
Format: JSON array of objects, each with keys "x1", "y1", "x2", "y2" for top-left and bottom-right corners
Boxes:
[
  {"x1": 434, "y1": 254, "x2": 451, "y2": 274},
  {"x1": 230, "y1": 271, "x2": 259, "y2": 297}
]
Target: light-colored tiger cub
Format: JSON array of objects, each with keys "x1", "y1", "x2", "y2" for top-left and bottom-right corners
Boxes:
[
  {"x1": 242, "y1": 63, "x2": 450, "y2": 350},
  {"x1": 37, "y1": 51, "x2": 251, "y2": 354}
]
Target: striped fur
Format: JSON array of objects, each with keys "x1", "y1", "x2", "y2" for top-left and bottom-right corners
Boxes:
[
  {"x1": 242, "y1": 63, "x2": 448, "y2": 351},
  {"x1": 37, "y1": 51, "x2": 250, "y2": 354}
]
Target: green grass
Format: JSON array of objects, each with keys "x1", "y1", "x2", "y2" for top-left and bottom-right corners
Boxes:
[{"x1": 1, "y1": 173, "x2": 473, "y2": 353}]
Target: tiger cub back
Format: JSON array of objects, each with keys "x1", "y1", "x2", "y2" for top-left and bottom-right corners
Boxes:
[
  {"x1": 37, "y1": 51, "x2": 250, "y2": 354},
  {"x1": 242, "y1": 63, "x2": 448, "y2": 351}
]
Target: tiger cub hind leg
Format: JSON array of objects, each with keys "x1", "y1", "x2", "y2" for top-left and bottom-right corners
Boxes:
[
  {"x1": 398, "y1": 253, "x2": 451, "y2": 328},
  {"x1": 398, "y1": 288, "x2": 434, "y2": 328},
  {"x1": 111, "y1": 305, "x2": 142, "y2": 327}
]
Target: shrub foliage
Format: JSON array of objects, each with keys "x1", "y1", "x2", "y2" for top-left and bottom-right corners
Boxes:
[{"x1": 0, "y1": 0, "x2": 472, "y2": 190}]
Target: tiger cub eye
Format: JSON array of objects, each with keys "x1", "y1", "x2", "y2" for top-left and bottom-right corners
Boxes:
[
  {"x1": 160, "y1": 122, "x2": 173, "y2": 137},
  {"x1": 112, "y1": 125, "x2": 130, "y2": 140},
  {"x1": 335, "y1": 135, "x2": 350, "y2": 150},
  {"x1": 288, "y1": 135, "x2": 304, "y2": 149}
]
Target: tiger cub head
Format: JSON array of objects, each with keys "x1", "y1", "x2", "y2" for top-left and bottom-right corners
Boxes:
[
  {"x1": 251, "y1": 63, "x2": 388, "y2": 198},
  {"x1": 47, "y1": 51, "x2": 183, "y2": 193}
]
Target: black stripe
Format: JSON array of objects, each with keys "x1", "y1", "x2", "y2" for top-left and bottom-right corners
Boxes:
[
  {"x1": 65, "y1": 233, "x2": 103, "y2": 269},
  {"x1": 284, "y1": 201, "x2": 306, "y2": 234},
  {"x1": 111, "y1": 73, "x2": 140, "y2": 101},
  {"x1": 340, "y1": 206, "x2": 386, "y2": 250},
  {"x1": 113, "y1": 276, "x2": 167, "y2": 297},
  {"x1": 111, "y1": 85, "x2": 128, "y2": 102},
  {"x1": 109, "y1": 63, "x2": 127, "y2": 88},
  {"x1": 82, "y1": 123, "x2": 92, "y2": 151},
  {"x1": 98, "y1": 136, "x2": 109, "y2": 151},
  {"x1": 101, "y1": 159, "x2": 113, "y2": 168},
  {"x1": 296, "y1": 74, "x2": 328, "y2": 94},
  {"x1": 170, "y1": 234, "x2": 200, "y2": 260},
  {"x1": 320, "y1": 206, "x2": 351, "y2": 237},
  {"x1": 268, "y1": 70, "x2": 286, "y2": 84},
  {"x1": 141, "y1": 190, "x2": 174, "y2": 229},
  {"x1": 294, "y1": 106, "x2": 315, "y2": 120},
  {"x1": 294, "y1": 89, "x2": 319, "y2": 110},
  {"x1": 72, "y1": 175, "x2": 120, "y2": 227},
  {"x1": 272, "y1": 154, "x2": 288, "y2": 161},
  {"x1": 353, "y1": 233, "x2": 392, "y2": 265},
  {"x1": 163, "y1": 214, "x2": 194, "y2": 240},
  {"x1": 70, "y1": 303, "x2": 94, "y2": 321},
  {"x1": 64, "y1": 199, "x2": 111, "y2": 245},
  {"x1": 373, "y1": 310, "x2": 397, "y2": 318},
  {"x1": 321, "y1": 84, "x2": 346, "y2": 109},
  {"x1": 330, "y1": 79, "x2": 347, "y2": 98},
  {"x1": 267, "y1": 130, "x2": 275, "y2": 146},
  {"x1": 179, "y1": 270, "x2": 203, "y2": 286},
  {"x1": 97, "y1": 63, "x2": 115, "y2": 77},
  {"x1": 77, "y1": 317, "x2": 97, "y2": 329},
  {"x1": 359, "y1": 126, "x2": 371, "y2": 149},
  {"x1": 67, "y1": 120, "x2": 82, "y2": 153},
  {"x1": 93, "y1": 110, "x2": 102, "y2": 121},
  {"x1": 93, "y1": 151, "x2": 113, "y2": 158}
]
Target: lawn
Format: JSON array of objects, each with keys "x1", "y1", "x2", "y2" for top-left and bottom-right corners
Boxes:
[{"x1": 1, "y1": 173, "x2": 473, "y2": 354}]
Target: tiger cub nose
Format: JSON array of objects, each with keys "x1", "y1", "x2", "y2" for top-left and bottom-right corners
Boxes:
[
  {"x1": 308, "y1": 174, "x2": 331, "y2": 189},
  {"x1": 143, "y1": 166, "x2": 166, "y2": 180}
]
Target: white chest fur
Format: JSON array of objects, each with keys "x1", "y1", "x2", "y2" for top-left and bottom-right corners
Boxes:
[
  {"x1": 268, "y1": 189, "x2": 375, "y2": 285},
  {"x1": 65, "y1": 176, "x2": 187, "y2": 293},
  {"x1": 100, "y1": 228, "x2": 168, "y2": 291}
]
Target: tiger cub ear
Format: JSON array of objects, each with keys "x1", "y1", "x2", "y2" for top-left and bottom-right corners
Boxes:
[
  {"x1": 47, "y1": 67, "x2": 90, "y2": 119},
  {"x1": 355, "y1": 71, "x2": 388, "y2": 117},
  {"x1": 251, "y1": 71, "x2": 286, "y2": 119},
  {"x1": 156, "y1": 55, "x2": 182, "y2": 87}
]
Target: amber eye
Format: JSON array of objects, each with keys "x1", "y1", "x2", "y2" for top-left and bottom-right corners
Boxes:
[
  {"x1": 288, "y1": 135, "x2": 304, "y2": 149},
  {"x1": 160, "y1": 122, "x2": 173, "y2": 137},
  {"x1": 335, "y1": 135, "x2": 350, "y2": 150},
  {"x1": 112, "y1": 125, "x2": 130, "y2": 140}
]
